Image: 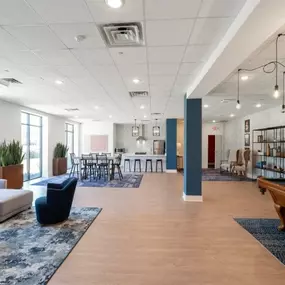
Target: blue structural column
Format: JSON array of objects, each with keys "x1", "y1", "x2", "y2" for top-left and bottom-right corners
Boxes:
[
  {"x1": 183, "y1": 96, "x2": 202, "y2": 201},
  {"x1": 166, "y1": 119, "x2": 177, "y2": 172}
]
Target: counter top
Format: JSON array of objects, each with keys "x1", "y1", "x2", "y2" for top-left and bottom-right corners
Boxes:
[{"x1": 122, "y1": 153, "x2": 166, "y2": 158}]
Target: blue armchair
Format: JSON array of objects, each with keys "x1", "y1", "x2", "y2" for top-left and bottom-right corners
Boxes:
[{"x1": 35, "y1": 178, "x2": 78, "y2": 224}]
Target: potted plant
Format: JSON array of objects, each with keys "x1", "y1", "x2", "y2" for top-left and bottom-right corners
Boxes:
[
  {"x1": 0, "y1": 140, "x2": 25, "y2": 189},
  {"x1": 53, "y1": 143, "x2": 69, "y2": 176}
]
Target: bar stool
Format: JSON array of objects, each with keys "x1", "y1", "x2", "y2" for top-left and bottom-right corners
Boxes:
[
  {"x1": 124, "y1": 159, "x2": 131, "y2": 172},
  {"x1": 145, "y1": 159, "x2": 153, "y2": 172},
  {"x1": 134, "y1": 159, "x2": 141, "y2": 172},
  {"x1": 156, "y1": 159, "x2": 163, "y2": 172}
]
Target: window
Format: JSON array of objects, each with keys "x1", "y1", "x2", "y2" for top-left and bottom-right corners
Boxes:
[
  {"x1": 21, "y1": 112, "x2": 43, "y2": 181},
  {"x1": 65, "y1": 123, "x2": 74, "y2": 168}
]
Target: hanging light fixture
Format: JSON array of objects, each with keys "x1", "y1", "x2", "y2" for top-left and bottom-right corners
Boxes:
[
  {"x1": 153, "y1": 119, "x2": 160, "y2": 136},
  {"x1": 281, "y1": 72, "x2": 285, "y2": 113},
  {"x1": 236, "y1": 69, "x2": 241, "y2": 110},
  {"x1": 132, "y1": 119, "x2": 139, "y2": 137}
]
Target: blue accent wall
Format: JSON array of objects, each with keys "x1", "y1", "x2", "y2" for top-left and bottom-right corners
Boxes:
[
  {"x1": 184, "y1": 97, "x2": 202, "y2": 196},
  {"x1": 166, "y1": 119, "x2": 177, "y2": 170}
]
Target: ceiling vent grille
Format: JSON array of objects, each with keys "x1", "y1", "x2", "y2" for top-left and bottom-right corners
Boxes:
[
  {"x1": 129, "y1": 91, "x2": 148, "y2": 98},
  {"x1": 151, "y1": 112, "x2": 162, "y2": 116},
  {"x1": 99, "y1": 22, "x2": 144, "y2": 47},
  {"x1": 221, "y1": 99, "x2": 236, "y2": 103},
  {"x1": 65, "y1": 108, "x2": 79, "y2": 112},
  {"x1": 0, "y1": 78, "x2": 22, "y2": 87}
]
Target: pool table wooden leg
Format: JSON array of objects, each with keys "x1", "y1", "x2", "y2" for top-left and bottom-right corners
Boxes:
[{"x1": 274, "y1": 204, "x2": 285, "y2": 231}]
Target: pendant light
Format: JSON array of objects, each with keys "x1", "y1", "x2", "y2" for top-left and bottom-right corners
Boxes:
[
  {"x1": 281, "y1": 72, "x2": 285, "y2": 113},
  {"x1": 236, "y1": 69, "x2": 241, "y2": 110},
  {"x1": 132, "y1": 119, "x2": 139, "y2": 137},
  {"x1": 153, "y1": 119, "x2": 160, "y2": 136},
  {"x1": 274, "y1": 35, "x2": 281, "y2": 99}
]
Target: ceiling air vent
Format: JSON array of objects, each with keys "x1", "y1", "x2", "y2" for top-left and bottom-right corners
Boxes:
[
  {"x1": 221, "y1": 99, "x2": 235, "y2": 103},
  {"x1": 0, "y1": 78, "x2": 22, "y2": 87},
  {"x1": 99, "y1": 22, "x2": 144, "y2": 47},
  {"x1": 151, "y1": 112, "x2": 163, "y2": 116},
  {"x1": 129, "y1": 91, "x2": 148, "y2": 98},
  {"x1": 65, "y1": 108, "x2": 79, "y2": 112}
]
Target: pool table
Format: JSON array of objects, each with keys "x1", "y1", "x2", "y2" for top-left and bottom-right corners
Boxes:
[{"x1": 258, "y1": 177, "x2": 285, "y2": 231}]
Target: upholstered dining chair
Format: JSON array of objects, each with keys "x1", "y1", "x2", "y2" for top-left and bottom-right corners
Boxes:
[
  {"x1": 220, "y1": 149, "x2": 237, "y2": 173},
  {"x1": 233, "y1": 149, "x2": 250, "y2": 176}
]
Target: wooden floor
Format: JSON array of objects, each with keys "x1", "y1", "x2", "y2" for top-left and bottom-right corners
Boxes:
[{"x1": 30, "y1": 173, "x2": 285, "y2": 284}]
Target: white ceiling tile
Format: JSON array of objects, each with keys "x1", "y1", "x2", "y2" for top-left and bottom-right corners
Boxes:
[
  {"x1": 72, "y1": 49, "x2": 113, "y2": 65},
  {"x1": 109, "y1": 48, "x2": 147, "y2": 65},
  {"x1": 50, "y1": 23, "x2": 105, "y2": 49},
  {"x1": 0, "y1": 0, "x2": 43, "y2": 25},
  {"x1": 148, "y1": 46, "x2": 185, "y2": 63},
  {"x1": 146, "y1": 20, "x2": 194, "y2": 46},
  {"x1": 27, "y1": 0, "x2": 93, "y2": 23},
  {"x1": 34, "y1": 50, "x2": 81, "y2": 66},
  {"x1": 183, "y1": 45, "x2": 210, "y2": 62},
  {"x1": 5, "y1": 51, "x2": 44, "y2": 66},
  {"x1": 189, "y1": 18, "x2": 233, "y2": 45},
  {"x1": 149, "y1": 64, "x2": 180, "y2": 75},
  {"x1": 199, "y1": 0, "x2": 246, "y2": 17},
  {"x1": 173, "y1": 75, "x2": 192, "y2": 91},
  {"x1": 123, "y1": 76, "x2": 149, "y2": 91},
  {"x1": 117, "y1": 64, "x2": 148, "y2": 77},
  {"x1": 179, "y1": 62, "x2": 201, "y2": 75},
  {"x1": 86, "y1": 0, "x2": 143, "y2": 22},
  {"x1": 150, "y1": 75, "x2": 176, "y2": 90},
  {"x1": 145, "y1": 0, "x2": 201, "y2": 20},
  {"x1": 56, "y1": 65, "x2": 90, "y2": 79},
  {"x1": 150, "y1": 86, "x2": 171, "y2": 97},
  {"x1": 4, "y1": 26, "x2": 66, "y2": 50},
  {"x1": 0, "y1": 28, "x2": 28, "y2": 54}
]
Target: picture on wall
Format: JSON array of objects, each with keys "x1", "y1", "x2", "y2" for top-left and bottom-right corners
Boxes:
[
  {"x1": 244, "y1": 134, "x2": 250, "y2": 147},
  {"x1": 245, "y1": 119, "x2": 250, "y2": 133}
]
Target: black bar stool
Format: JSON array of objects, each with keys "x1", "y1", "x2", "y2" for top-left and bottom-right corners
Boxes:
[
  {"x1": 134, "y1": 159, "x2": 141, "y2": 172},
  {"x1": 156, "y1": 159, "x2": 163, "y2": 172},
  {"x1": 145, "y1": 159, "x2": 153, "y2": 172},
  {"x1": 124, "y1": 159, "x2": 131, "y2": 172}
]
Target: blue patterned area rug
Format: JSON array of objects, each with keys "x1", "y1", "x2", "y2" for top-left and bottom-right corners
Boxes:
[
  {"x1": 235, "y1": 218, "x2": 285, "y2": 265},
  {"x1": 0, "y1": 207, "x2": 102, "y2": 285},
  {"x1": 180, "y1": 169, "x2": 252, "y2": 181},
  {"x1": 32, "y1": 173, "x2": 143, "y2": 188}
]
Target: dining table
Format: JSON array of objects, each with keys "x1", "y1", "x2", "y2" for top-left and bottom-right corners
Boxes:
[{"x1": 78, "y1": 156, "x2": 115, "y2": 181}]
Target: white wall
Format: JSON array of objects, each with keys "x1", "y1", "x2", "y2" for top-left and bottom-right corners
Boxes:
[
  {"x1": 115, "y1": 121, "x2": 166, "y2": 154},
  {"x1": 80, "y1": 121, "x2": 114, "y2": 154},
  {"x1": 0, "y1": 100, "x2": 79, "y2": 177}
]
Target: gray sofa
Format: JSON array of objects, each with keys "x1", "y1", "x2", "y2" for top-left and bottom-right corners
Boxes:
[{"x1": 0, "y1": 179, "x2": 33, "y2": 222}]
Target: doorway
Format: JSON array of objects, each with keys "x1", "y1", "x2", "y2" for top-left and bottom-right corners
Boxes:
[
  {"x1": 21, "y1": 112, "x2": 43, "y2": 181},
  {"x1": 208, "y1": 135, "x2": 223, "y2": 169}
]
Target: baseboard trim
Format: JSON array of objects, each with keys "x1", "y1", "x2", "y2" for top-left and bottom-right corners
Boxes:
[
  {"x1": 166, "y1": 169, "x2": 178, "y2": 173},
  {"x1": 182, "y1": 193, "x2": 203, "y2": 202}
]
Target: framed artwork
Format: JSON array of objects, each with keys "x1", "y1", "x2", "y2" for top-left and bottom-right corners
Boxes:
[
  {"x1": 244, "y1": 134, "x2": 250, "y2": 147},
  {"x1": 245, "y1": 119, "x2": 250, "y2": 133}
]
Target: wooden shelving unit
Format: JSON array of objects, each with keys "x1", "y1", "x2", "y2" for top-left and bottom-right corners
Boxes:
[{"x1": 252, "y1": 125, "x2": 285, "y2": 179}]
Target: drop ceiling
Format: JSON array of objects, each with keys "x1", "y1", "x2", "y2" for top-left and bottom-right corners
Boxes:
[{"x1": 0, "y1": 0, "x2": 246, "y2": 122}]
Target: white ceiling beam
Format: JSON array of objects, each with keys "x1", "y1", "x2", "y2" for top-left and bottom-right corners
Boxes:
[{"x1": 187, "y1": 0, "x2": 285, "y2": 98}]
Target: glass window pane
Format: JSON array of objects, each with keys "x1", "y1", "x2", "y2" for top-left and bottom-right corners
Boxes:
[
  {"x1": 29, "y1": 126, "x2": 41, "y2": 179},
  {"x1": 67, "y1": 124, "x2": 73, "y2": 132},
  {"x1": 21, "y1": 112, "x2": 28, "y2": 124},
  {"x1": 30, "y1": 114, "x2": 41, "y2": 126}
]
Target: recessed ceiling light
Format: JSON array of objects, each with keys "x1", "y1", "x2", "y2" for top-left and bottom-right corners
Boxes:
[
  {"x1": 133, "y1": 78, "x2": 141, "y2": 84},
  {"x1": 144, "y1": 115, "x2": 147, "y2": 118},
  {"x1": 256, "y1": 103, "x2": 262, "y2": 108},
  {"x1": 140, "y1": 105, "x2": 145, "y2": 110},
  {"x1": 105, "y1": 0, "x2": 124, "y2": 8},
  {"x1": 94, "y1": 105, "x2": 99, "y2": 110},
  {"x1": 230, "y1": 114, "x2": 235, "y2": 117},
  {"x1": 203, "y1": 104, "x2": 209, "y2": 108},
  {"x1": 212, "y1": 120, "x2": 216, "y2": 123},
  {"x1": 241, "y1": 75, "x2": 249, "y2": 81},
  {"x1": 55, "y1": 80, "x2": 63, "y2": 85},
  {"x1": 109, "y1": 115, "x2": 112, "y2": 118},
  {"x1": 74, "y1": 116, "x2": 79, "y2": 118}
]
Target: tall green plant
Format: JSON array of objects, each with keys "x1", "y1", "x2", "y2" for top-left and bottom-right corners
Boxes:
[
  {"x1": 53, "y1": 143, "x2": 69, "y2": 158},
  {"x1": 0, "y1": 140, "x2": 25, "y2": 167}
]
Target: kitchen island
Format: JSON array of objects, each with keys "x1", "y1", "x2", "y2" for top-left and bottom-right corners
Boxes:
[{"x1": 121, "y1": 153, "x2": 166, "y2": 172}]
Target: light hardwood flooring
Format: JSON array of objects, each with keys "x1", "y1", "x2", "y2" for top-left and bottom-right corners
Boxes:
[{"x1": 28, "y1": 173, "x2": 285, "y2": 284}]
